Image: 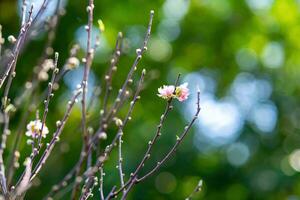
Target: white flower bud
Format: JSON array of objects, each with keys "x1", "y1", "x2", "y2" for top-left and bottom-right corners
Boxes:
[
  {"x1": 66, "y1": 57, "x2": 80, "y2": 69},
  {"x1": 56, "y1": 120, "x2": 62, "y2": 127},
  {"x1": 136, "y1": 48, "x2": 141, "y2": 54},
  {"x1": 7, "y1": 35, "x2": 16, "y2": 44},
  {"x1": 98, "y1": 132, "x2": 107, "y2": 140},
  {"x1": 114, "y1": 118, "x2": 123, "y2": 127}
]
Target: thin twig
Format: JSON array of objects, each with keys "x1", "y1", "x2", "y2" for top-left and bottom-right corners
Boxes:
[
  {"x1": 43, "y1": 86, "x2": 99, "y2": 200},
  {"x1": 0, "y1": 109, "x2": 11, "y2": 195},
  {"x1": 0, "y1": 104, "x2": 16, "y2": 196},
  {"x1": 108, "y1": 75, "x2": 180, "y2": 199},
  {"x1": 137, "y1": 90, "x2": 201, "y2": 182},
  {"x1": 1, "y1": 5, "x2": 34, "y2": 104},
  {"x1": 96, "y1": 10, "x2": 154, "y2": 133},
  {"x1": 4, "y1": 6, "x2": 64, "y2": 181},
  {"x1": 118, "y1": 132, "x2": 125, "y2": 188},
  {"x1": 71, "y1": 0, "x2": 95, "y2": 198},
  {"x1": 120, "y1": 177, "x2": 135, "y2": 200},
  {"x1": 99, "y1": 167, "x2": 105, "y2": 200},
  {"x1": 0, "y1": 0, "x2": 53, "y2": 89},
  {"x1": 104, "y1": 186, "x2": 116, "y2": 200},
  {"x1": 102, "y1": 32, "x2": 123, "y2": 117},
  {"x1": 81, "y1": 69, "x2": 146, "y2": 198},
  {"x1": 34, "y1": 0, "x2": 62, "y2": 77},
  {"x1": 81, "y1": 0, "x2": 95, "y2": 149},
  {"x1": 185, "y1": 180, "x2": 203, "y2": 200},
  {"x1": 23, "y1": 87, "x2": 82, "y2": 183},
  {"x1": 6, "y1": 102, "x2": 31, "y2": 185},
  {"x1": 79, "y1": 176, "x2": 96, "y2": 200},
  {"x1": 119, "y1": 90, "x2": 201, "y2": 197},
  {"x1": 72, "y1": 13, "x2": 155, "y2": 184},
  {"x1": 117, "y1": 69, "x2": 147, "y2": 194},
  {"x1": 67, "y1": 10, "x2": 154, "y2": 198},
  {"x1": 0, "y1": 1, "x2": 30, "y2": 89},
  {"x1": 6, "y1": 45, "x2": 72, "y2": 185},
  {"x1": 37, "y1": 52, "x2": 59, "y2": 151},
  {"x1": 15, "y1": 53, "x2": 60, "y2": 187}
]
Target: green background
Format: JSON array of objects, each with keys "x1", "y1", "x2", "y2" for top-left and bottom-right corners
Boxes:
[{"x1": 1, "y1": 0, "x2": 300, "y2": 199}]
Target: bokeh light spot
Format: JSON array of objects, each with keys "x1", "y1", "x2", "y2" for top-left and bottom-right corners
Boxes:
[
  {"x1": 249, "y1": 102, "x2": 278, "y2": 134},
  {"x1": 226, "y1": 142, "x2": 250, "y2": 167},
  {"x1": 289, "y1": 149, "x2": 300, "y2": 172},
  {"x1": 149, "y1": 37, "x2": 172, "y2": 62},
  {"x1": 155, "y1": 172, "x2": 177, "y2": 194},
  {"x1": 262, "y1": 42, "x2": 285, "y2": 69}
]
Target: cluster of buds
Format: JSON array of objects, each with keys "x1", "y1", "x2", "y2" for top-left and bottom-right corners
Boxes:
[
  {"x1": 66, "y1": 57, "x2": 80, "y2": 70},
  {"x1": 158, "y1": 83, "x2": 189, "y2": 102},
  {"x1": 38, "y1": 59, "x2": 55, "y2": 81}
]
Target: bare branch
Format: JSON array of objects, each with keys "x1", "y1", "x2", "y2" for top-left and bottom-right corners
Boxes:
[
  {"x1": 79, "y1": 176, "x2": 96, "y2": 200},
  {"x1": 71, "y1": 0, "x2": 95, "y2": 198},
  {"x1": 102, "y1": 32, "x2": 123, "y2": 117},
  {"x1": 27, "y1": 87, "x2": 82, "y2": 183},
  {"x1": 99, "y1": 168, "x2": 105, "y2": 200},
  {"x1": 97, "y1": 10, "x2": 154, "y2": 131},
  {"x1": 65, "y1": 10, "x2": 154, "y2": 199},
  {"x1": 1, "y1": 4, "x2": 34, "y2": 103},
  {"x1": 109, "y1": 87, "x2": 200, "y2": 199},
  {"x1": 185, "y1": 180, "x2": 203, "y2": 200}
]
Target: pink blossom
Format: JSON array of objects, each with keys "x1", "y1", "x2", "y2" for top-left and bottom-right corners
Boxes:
[
  {"x1": 175, "y1": 83, "x2": 189, "y2": 102},
  {"x1": 158, "y1": 85, "x2": 175, "y2": 100}
]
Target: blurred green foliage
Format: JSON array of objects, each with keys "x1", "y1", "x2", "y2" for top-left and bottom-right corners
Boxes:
[{"x1": 1, "y1": 0, "x2": 300, "y2": 199}]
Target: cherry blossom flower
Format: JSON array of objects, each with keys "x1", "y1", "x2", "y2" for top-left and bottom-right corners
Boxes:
[
  {"x1": 158, "y1": 83, "x2": 190, "y2": 102},
  {"x1": 157, "y1": 85, "x2": 175, "y2": 100},
  {"x1": 175, "y1": 83, "x2": 189, "y2": 102},
  {"x1": 25, "y1": 120, "x2": 49, "y2": 139}
]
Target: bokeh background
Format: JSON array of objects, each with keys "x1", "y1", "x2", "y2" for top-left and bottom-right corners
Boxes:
[{"x1": 1, "y1": 0, "x2": 300, "y2": 199}]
